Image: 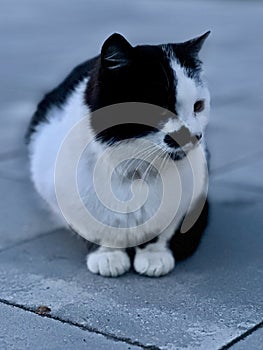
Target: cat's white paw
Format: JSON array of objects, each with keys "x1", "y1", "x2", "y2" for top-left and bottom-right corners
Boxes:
[
  {"x1": 86, "y1": 249, "x2": 131, "y2": 277},
  {"x1": 134, "y1": 250, "x2": 175, "y2": 277}
]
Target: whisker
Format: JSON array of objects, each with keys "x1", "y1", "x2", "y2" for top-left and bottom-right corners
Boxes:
[
  {"x1": 125, "y1": 143, "x2": 157, "y2": 175},
  {"x1": 141, "y1": 147, "x2": 165, "y2": 182},
  {"x1": 131, "y1": 147, "x2": 161, "y2": 181},
  {"x1": 119, "y1": 143, "x2": 159, "y2": 187}
]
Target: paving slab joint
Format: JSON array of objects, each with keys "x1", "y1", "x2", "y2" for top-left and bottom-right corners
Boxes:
[
  {"x1": 218, "y1": 321, "x2": 263, "y2": 350},
  {"x1": 0, "y1": 228, "x2": 62, "y2": 255},
  {"x1": 0, "y1": 298, "x2": 160, "y2": 350}
]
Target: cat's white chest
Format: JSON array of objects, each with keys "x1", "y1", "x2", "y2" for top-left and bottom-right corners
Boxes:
[{"x1": 67, "y1": 144, "x2": 207, "y2": 247}]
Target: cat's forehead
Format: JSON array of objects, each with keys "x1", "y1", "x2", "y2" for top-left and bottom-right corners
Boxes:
[
  {"x1": 134, "y1": 44, "x2": 166, "y2": 60},
  {"x1": 133, "y1": 43, "x2": 202, "y2": 82},
  {"x1": 133, "y1": 45, "x2": 171, "y2": 71},
  {"x1": 170, "y1": 56, "x2": 199, "y2": 103},
  {"x1": 162, "y1": 43, "x2": 203, "y2": 80}
]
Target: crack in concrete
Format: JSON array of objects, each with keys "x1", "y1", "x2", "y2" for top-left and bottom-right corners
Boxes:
[
  {"x1": 0, "y1": 228, "x2": 62, "y2": 255},
  {"x1": 0, "y1": 298, "x2": 160, "y2": 350},
  {"x1": 218, "y1": 320, "x2": 263, "y2": 350}
]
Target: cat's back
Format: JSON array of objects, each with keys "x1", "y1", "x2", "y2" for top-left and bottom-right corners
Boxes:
[
  {"x1": 27, "y1": 56, "x2": 98, "y2": 211},
  {"x1": 26, "y1": 55, "x2": 98, "y2": 141}
]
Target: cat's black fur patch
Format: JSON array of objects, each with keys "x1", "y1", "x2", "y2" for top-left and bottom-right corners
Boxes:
[
  {"x1": 86, "y1": 35, "x2": 177, "y2": 144},
  {"x1": 169, "y1": 197, "x2": 209, "y2": 261}
]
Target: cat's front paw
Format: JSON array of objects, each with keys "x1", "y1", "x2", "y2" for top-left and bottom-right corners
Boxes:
[
  {"x1": 86, "y1": 249, "x2": 131, "y2": 277},
  {"x1": 134, "y1": 249, "x2": 175, "y2": 277}
]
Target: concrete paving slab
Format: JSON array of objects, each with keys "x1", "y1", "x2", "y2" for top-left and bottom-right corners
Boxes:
[
  {"x1": 212, "y1": 155, "x2": 263, "y2": 191},
  {"x1": 231, "y1": 327, "x2": 263, "y2": 350},
  {"x1": 0, "y1": 200, "x2": 262, "y2": 350},
  {"x1": 209, "y1": 178, "x2": 262, "y2": 207},
  {"x1": 209, "y1": 156, "x2": 263, "y2": 204},
  {"x1": 207, "y1": 103, "x2": 263, "y2": 174},
  {"x1": 0, "y1": 156, "x2": 61, "y2": 251},
  {"x1": 0, "y1": 149, "x2": 31, "y2": 182},
  {"x1": 0, "y1": 104, "x2": 35, "y2": 158},
  {"x1": 0, "y1": 302, "x2": 141, "y2": 350}
]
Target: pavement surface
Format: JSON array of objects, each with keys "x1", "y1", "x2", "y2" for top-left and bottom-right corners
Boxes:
[{"x1": 0, "y1": 0, "x2": 263, "y2": 349}]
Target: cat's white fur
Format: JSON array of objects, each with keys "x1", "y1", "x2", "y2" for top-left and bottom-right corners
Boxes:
[
  {"x1": 29, "y1": 57, "x2": 210, "y2": 277},
  {"x1": 171, "y1": 59, "x2": 210, "y2": 135}
]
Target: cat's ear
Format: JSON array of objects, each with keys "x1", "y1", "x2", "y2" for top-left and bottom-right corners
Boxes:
[
  {"x1": 182, "y1": 31, "x2": 211, "y2": 57},
  {"x1": 101, "y1": 33, "x2": 133, "y2": 70}
]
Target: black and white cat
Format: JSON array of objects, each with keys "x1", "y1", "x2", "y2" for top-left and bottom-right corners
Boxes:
[{"x1": 27, "y1": 32, "x2": 210, "y2": 277}]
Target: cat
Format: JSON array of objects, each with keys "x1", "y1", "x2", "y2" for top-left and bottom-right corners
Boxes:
[{"x1": 26, "y1": 32, "x2": 210, "y2": 277}]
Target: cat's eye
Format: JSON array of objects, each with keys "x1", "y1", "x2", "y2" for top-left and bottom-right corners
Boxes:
[{"x1": 194, "y1": 100, "x2": 205, "y2": 114}]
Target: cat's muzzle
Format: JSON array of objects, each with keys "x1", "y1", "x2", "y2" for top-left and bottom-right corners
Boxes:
[{"x1": 164, "y1": 130, "x2": 202, "y2": 161}]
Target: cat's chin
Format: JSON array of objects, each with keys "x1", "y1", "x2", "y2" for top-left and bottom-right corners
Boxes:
[
  {"x1": 168, "y1": 150, "x2": 187, "y2": 161},
  {"x1": 167, "y1": 141, "x2": 202, "y2": 161}
]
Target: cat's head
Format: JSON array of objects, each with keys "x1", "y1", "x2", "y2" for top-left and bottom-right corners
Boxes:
[{"x1": 86, "y1": 32, "x2": 210, "y2": 161}]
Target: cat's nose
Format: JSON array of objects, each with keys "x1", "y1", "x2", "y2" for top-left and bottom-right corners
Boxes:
[
  {"x1": 164, "y1": 129, "x2": 202, "y2": 149},
  {"x1": 164, "y1": 134, "x2": 180, "y2": 149},
  {"x1": 164, "y1": 126, "x2": 191, "y2": 148}
]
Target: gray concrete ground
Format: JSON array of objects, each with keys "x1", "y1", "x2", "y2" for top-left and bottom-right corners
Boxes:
[{"x1": 0, "y1": 0, "x2": 263, "y2": 349}]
